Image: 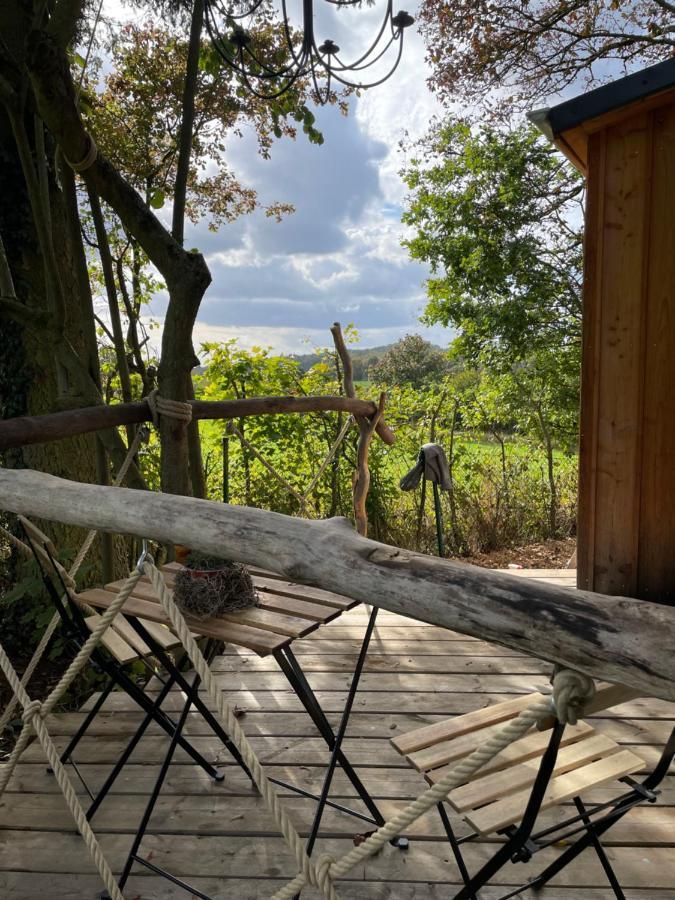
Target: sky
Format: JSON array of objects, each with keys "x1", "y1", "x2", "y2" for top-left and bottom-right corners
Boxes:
[{"x1": 105, "y1": 0, "x2": 449, "y2": 355}]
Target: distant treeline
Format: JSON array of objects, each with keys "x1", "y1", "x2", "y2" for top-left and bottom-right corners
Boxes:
[{"x1": 290, "y1": 344, "x2": 395, "y2": 381}]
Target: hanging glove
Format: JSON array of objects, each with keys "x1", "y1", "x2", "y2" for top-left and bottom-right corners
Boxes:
[{"x1": 399, "y1": 443, "x2": 452, "y2": 491}]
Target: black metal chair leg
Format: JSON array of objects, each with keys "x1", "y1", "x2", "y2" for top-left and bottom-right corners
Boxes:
[
  {"x1": 529, "y1": 802, "x2": 632, "y2": 893},
  {"x1": 274, "y1": 645, "x2": 385, "y2": 827},
  {"x1": 95, "y1": 652, "x2": 222, "y2": 779},
  {"x1": 573, "y1": 796, "x2": 625, "y2": 899},
  {"x1": 86, "y1": 666, "x2": 181, "y2": 821},
  {"x1": 128, "y1": 619, "x2": 253, "y2": 780},
  {"x1": 293, "y1": 607, "x2": 389, "y2": 900},
  {"x1": 57, "y1": 677, "x2": 116, "y2": 768},
  {"x1": 304, "y1": 607, "x2": 381, "y2": 856},
  {"x1": 116, "y1": 670, "x2": 201, "y2": 895},
  {"x1": 436, "y1": 802, "x2": 478, "y2": 900}
]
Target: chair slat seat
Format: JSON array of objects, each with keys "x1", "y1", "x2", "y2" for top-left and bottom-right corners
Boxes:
[
  {"x1": 465, "y1": 749, "x2": 643, "y2": 835},
  {"x1": 255, "y1": 590, "x2": 342, "y2": 623},
  {"x1": 392, "y1": 686, "x2": 646, "y2": 840},
  {"x1": 420, "y1": 720, "x2": 593, "y2": 779},
  {"x1": 250, "y1": 576, "x2": 358, "y2": 611},
  {"x1": 448, "y1": 732, "x2": 619, "y2": 812},
  {"x1": 84, "y1": 615, "x2": 142, "y2": 666},
  {"x1": 78, "y1": 587, "x2": 290, "y2": 656},
  {"x1": 392, "y1": 693, "x2": 546, "y2": 757}
]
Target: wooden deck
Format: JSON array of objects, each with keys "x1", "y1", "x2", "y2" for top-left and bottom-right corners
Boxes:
[{"x1": 1, "y1": 568, "x2": 673, "y2": 899}]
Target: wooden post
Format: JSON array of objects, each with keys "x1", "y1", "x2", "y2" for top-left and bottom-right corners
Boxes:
[{"x1": 331, "y1": 322, "x2": 386, "y2": 537}]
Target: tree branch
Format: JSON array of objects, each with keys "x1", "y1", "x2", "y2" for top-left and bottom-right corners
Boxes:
[
  {"x1": 26, "y1": 29, "x2": 211, "y2": 304},
  {"x1": 0, "y1": 395, "x2": 397, "y2": 451}
]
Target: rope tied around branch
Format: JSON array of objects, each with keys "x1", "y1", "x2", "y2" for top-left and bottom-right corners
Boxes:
[
  {"x1": 551, "y1": 668, "x2": 596, "y2": 726},
  {"x1": 64, "y1": 135, "x2": 98, "y2": 173},
  {"x1": 146, "y1": 389, "x2": 193, "y2": 428}
]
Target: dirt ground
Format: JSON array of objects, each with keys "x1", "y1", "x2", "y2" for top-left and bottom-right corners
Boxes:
[{"x1": 463, "y1": 538, "x2": 576, "y2": 570}]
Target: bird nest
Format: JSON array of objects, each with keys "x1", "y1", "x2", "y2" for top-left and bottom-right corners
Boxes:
[{"x1": 173, "y1": 552, "x2": 259, "y2": 620}]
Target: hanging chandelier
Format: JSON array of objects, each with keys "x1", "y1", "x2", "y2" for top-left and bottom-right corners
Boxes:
[{"x1": 203, "y1": 0, "x2": 415, "y2": 103}]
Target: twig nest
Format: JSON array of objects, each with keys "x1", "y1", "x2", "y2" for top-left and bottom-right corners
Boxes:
[{"x1": 173, "y1": 552, "x2": 259, "y2": 620}]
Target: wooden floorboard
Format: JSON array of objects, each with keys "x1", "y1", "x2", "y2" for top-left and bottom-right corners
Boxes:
[{"x1": 1, "y1": 568, "x2": 673, "y2": 898}]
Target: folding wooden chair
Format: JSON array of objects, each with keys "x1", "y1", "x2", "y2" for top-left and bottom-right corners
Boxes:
[
  {"x1": 75, "y1": 558, "x2": 403, "y2": 898},
  {"x1": 19, "y1": 521, "x2": 250, "y2": 822},
  {"x1": 392, "y1": 683, "x2": 675, "y2": 900}
]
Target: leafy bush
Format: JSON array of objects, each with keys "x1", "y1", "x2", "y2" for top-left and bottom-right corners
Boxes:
[{"x1": 196, "y1": 342, "x2": 578, "y2": 556}]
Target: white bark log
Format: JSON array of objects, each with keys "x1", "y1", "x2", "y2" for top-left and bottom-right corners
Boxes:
[{"x1": 2, "y1": 468, "x2": 675, "y2": 702}]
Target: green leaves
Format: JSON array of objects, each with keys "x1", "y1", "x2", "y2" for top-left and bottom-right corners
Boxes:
[
  {"x1": 403, "y1": 117, "x2": 584, "y2": 370},
  {"x1": 149, "y1": 189, "x2": 165, "y2": 209}
]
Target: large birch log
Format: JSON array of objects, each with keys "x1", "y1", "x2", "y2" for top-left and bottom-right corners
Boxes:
[
  {"x1": 1, "y1": 468, "x2": 674, "y2": 702},
  {"x1": 0, "y1": 396, "x2": 395, "y2": 451}
]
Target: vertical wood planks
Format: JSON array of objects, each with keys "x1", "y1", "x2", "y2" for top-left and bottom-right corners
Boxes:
[
  {"x1": 638, "y1": 104, "x2": 675, "y2": 601},
  {"x1": 578, "y1": 98, "x2": 675, "y2": 603}
]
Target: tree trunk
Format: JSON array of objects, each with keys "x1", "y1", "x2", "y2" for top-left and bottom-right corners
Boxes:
[{"x1": 0, "y1": 99, "x2": 101, "y2": 568}]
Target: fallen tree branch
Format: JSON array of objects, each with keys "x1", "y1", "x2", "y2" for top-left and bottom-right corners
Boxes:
[
  {"x1": 0, "y1": 396, "x2": 396, "y2": 451},
  {"x1": 1, "y1": 468, "x2": 674, "y2": 702}
]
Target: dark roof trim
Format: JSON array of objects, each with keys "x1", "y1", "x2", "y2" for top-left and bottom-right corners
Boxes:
[{"x1": 528, "y1": 57, "x2": 675, "y2": 137}]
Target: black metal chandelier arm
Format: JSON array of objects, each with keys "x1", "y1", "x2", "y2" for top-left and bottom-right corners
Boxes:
[
  {"x1": 205, "y1": 11, "x2": 304, "y2": 81},
  {"x1": 239, "y1": 39, "x2": 307, "y2": 79},
  {"x1": 322, "y1": 36, "x2": 404, "y2": 89},
  {"x1": 329, "y1": 33, "x2": 398, "y2": 73},
  {"x1": 311, "y1": 0, "x2": 393, "y2": 71},
  {"x1": 205, "y1": 0, "x2": 304, "y2": 79},
  {"x1": 280, "y1": 0, "x2": 312, "y2": 70},
  {"x1": 239, "y1": 64, "x2": 307, "y2": 99},
  {"x1": 205, "y1": 0, "x2": 267, "y2": 22}
]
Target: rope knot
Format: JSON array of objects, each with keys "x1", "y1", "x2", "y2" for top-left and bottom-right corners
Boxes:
[
  {"x1": 552, "y1": 669, "x2": 595, "y2": 725},
  {"x1": 146, "y1": 389, "x2": 193, "y2": 429},
  {"x1": 23, "y1": 700, "x2": 43, "y2": 727},
  {"x1": 312, "y1": 855, "x2": 336, "y2": 896}
]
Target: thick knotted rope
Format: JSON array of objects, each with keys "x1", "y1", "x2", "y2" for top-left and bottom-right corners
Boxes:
[
  {"x1": 551, "y1": 669, "x2": 595, "y2": 725},
  {"x1": 146, "y1": 389, "x2": 193, "y2": 427},
  {"x1": 272, "y1": 668, "x2": 596, "y2": 899},
  {"x1": 0, "y1": 427, "x2": 147, "y2": 737}
]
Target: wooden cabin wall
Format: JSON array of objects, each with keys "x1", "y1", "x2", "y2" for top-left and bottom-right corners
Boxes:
[{"x1": 578, "y1": 100, "x2": 675, "y2": 603}]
